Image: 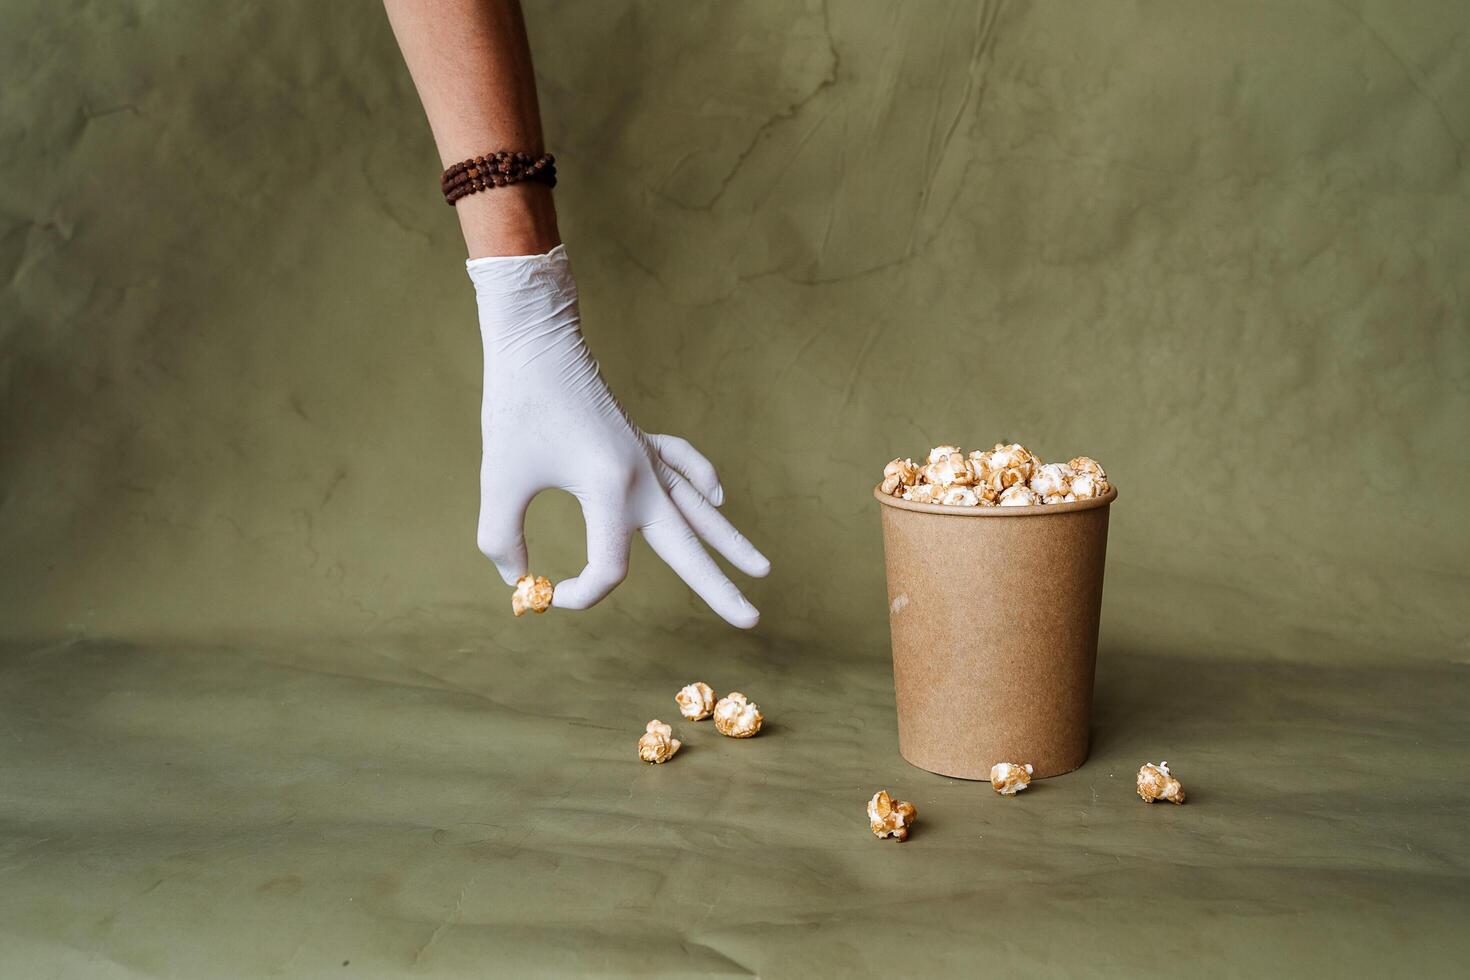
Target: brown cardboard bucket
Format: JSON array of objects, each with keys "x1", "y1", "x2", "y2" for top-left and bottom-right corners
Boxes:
[{"x1": 875, "y1": 484, "x2": 1116, "y2": 780}]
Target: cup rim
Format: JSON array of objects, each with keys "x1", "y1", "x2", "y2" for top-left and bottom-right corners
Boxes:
[{"x1": 873, "y1": 483, "x2": 1117, "y2": 516}]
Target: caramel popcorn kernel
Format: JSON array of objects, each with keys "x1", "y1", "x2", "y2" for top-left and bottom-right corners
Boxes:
[
  {"x1": 880, "y1": 457, "x2": 919, "y2": 496},
  {"x1": 923, "y1": 452, "x2": 977, "y2": 488},
  {"x1": 675, "y1": 681, "x2": 716, "y2": 721},
  {"x1": 1069, "y1": 472, "x2": 1110, "y2": 500},
  {"x1": 940, "y1": 485, "x2": 980, "y2": 507},
  {"x1": 511, "y1": 574, "x2": 554, "y2": 616},
  {"x1": 1029, "y1": 462, "x2": 1074, "y2": 499},
  {"x1": 867, "y1": 790, "x2": 918, "y2": 841},
  {"x1": 998, "y1": 484, "x2": 1041, "y2": 507},
  {"x1": 926, "y1": 444, "x2": 963, "y2": 465},
  {"x1": 713, "y1": 692, "x2": 763, "y2": 738},
  {"x1": 1137, "y1": 761, "x2": 1185, "y2": 804},
  {"x1": 637, "y1": 720, "x2": 681, "y2": 764},
  {"x1": 1068, "y1": 456, "x2": 1107, "y2": 479},
  {"x1": 989, "y1": 762, "x2": 1034, "y2": 796},
  {"x1": 902, "y1": 483, "x2": 941, "y2": 504}
]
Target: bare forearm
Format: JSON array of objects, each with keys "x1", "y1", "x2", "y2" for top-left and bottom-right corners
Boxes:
[{"x1": 385, "y1": 0, "x2": 560, "y2": 257}]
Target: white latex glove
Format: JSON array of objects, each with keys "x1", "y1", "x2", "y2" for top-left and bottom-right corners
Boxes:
[{"x1": 467, "y1": 245, "x2": 770, "y2": 628}]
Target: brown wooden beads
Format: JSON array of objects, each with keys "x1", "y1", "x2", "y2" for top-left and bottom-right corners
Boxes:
[{"x1": 441, "y1": 151, "x2": 557, "y2": 205}]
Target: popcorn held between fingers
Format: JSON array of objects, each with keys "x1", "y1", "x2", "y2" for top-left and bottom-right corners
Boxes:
[
  {"x1": 713, "y1": 692, "x2": 763, "y2": 738},
  {"x1": 637, "y1": 720, "x2": 681, "y2": 764},
  {"x1": 867, "y1": 790, "x2": 918, "y2": 841},
  {"x1": 511, "y1": 574, "x2": 554, "y2": 616},
  {"x1": 675, "y1": 681, "x2": 716, "y2": 721},
  {"x1": 989, "y1": 762, "x2": 1034, "y2": 796},
  {"x1": 1137, "y1": 761, "x2": 1186, "y2": 804}
]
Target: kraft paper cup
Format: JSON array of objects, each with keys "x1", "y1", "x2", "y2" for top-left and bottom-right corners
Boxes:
[{"x1": 875, "y1": 484, "x2": 1116, "y2": 779}]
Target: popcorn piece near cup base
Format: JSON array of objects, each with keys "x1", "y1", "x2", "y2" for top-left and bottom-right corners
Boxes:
[
  {"x1": 989, "y1": 762, "x2": 1034, "y2": 796},
  {"x1": 713, "y1": 692, "x2": 763, "y2": 738},
  {"x1": 867, "y1": 790, "x2": 918, "y2": 841},
  {"x1": 511, "y1": 574, "x2": 555, "y2": 616},
  {"x1": 637, "y1": 720, "x2": 681, "y2": 764},
  {"x1": 1137, "y1": 761, "x2": 1185, "y2": 804},
  {"x1": 675, "y1": 681, "x2": 716, "y2": 721}
]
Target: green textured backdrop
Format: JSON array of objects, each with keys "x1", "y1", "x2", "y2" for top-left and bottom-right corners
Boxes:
[
  {"x1": 2, "y1": 1, "x2": 1467, "y2": 661},
  {"x1": 2, "y1": 2, "x2": 1468, "y2": 976}
]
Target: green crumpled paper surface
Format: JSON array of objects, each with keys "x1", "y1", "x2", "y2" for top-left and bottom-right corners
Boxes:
[{"x1": 1, "y1": 0, "x2": 1467, "y2": 975}]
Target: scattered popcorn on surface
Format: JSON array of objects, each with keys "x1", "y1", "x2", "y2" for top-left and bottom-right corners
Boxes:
[
  {"x1": 511, "y1": 574, "x2": 554, "y2": 616},
  {"x1": 637, "y1": 720, "x2": 681, "y2": 764},
  {"x1": 675, "y1": 681, "x2": 716, "y2": 721},
  {"x1": 867, "y1": 790, "x2": 918, "y2": 841},
  {"x1": 999, "y1": 484, "x2": 1041, "y2": 507},
  {"x1": 989, "y1": 762, "x2": 1034, "y2": 796},
  {"x1": 940, "y1": 485, "x2": 980, "y2": 507},
  {"x1": 713, "y1": 692, "x2": 763, "y2": 738},
  {"x1": 880, "y1": 443, "x2": 1111, "y2": 508},
  {"x1": 880, "y1": 457, "x2": 919, "y2": 496},
  {"x1": 1137, "y1": 761, "x2": 1186, "y2": 804}
]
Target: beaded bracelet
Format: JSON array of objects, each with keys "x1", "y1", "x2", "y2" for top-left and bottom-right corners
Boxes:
[{"x1": 440, "y1": 151, "x2": 557, "y2": 205}]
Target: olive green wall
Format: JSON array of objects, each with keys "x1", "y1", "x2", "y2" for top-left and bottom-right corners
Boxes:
[{"x1": 2, "y1": 0, "x2": 1466, "y2": 664}]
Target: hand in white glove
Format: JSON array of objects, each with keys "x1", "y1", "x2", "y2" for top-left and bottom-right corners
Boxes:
[{"x1": 467, "y1": 245, "x2": 770, "y2": 628}]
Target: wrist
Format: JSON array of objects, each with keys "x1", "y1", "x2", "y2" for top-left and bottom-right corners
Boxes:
[
  {"x1": 458, "y1": 183, "x2": 561, "y2": 258},
  {"x1": 467, "y1": 245, "x2": 583, "y2": 367}
]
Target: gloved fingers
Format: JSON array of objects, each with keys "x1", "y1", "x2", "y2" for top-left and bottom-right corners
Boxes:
[
  {"x1": 648, "y1": 433, "x2": 724, "y2": 506},
  {"x1": 476, "y1": 488, "x2": 533, "y2": 586},
  {"x1": 642, "y1": 508, "x2": 761, "y2": 629},
  {"x1": 553, "y1": 497, "x2": 632, "y2": 610},
  {"x1": 664, "y1": 476, "x2": 771, "y2": 578}
]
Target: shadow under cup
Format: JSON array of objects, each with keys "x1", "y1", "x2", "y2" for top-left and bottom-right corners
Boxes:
[{"x1": 875, "y1": 484, "x2": 1116, "y2": 780}]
